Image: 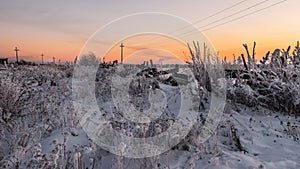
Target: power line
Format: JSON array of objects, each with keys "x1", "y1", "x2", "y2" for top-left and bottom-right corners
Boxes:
[
  {"x1": 199, "y1": 0, "x2": 269, "y2": 29},
  {"x1": 131, "y1": 0, "x2": 287, "y2": 49},
  {"x1": 202, "y1": 0, "x2": 288, "y2": 31},
  {"x1": 178, "y1": 0, "x2": 270, "y2": 37},
  {"x1": 155, "y1": 0, "x2": 287, "y2": 45},
  {"x1": 172, "y1": 0, "x2": 251, "y2": 33},
  {"x1": 133, "y1": 0, "x2": 251, "y2": 46},
  {"x1": 193, "y1": 0, "x2": 250, "y2": 24}
]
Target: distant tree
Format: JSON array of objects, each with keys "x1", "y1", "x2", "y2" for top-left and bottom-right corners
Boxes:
[{"x1": 78, "y1": 52, "x2": 100, "y2": 66}]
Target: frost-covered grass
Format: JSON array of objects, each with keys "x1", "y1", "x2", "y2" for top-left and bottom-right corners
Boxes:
[{"x1": 0, "y1": 41, "x2": 300, "y2": 168}]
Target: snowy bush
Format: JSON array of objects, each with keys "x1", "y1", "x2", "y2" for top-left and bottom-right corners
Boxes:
[{"x1": 226, "y1": 42, "x2": 300, "y2": 116}]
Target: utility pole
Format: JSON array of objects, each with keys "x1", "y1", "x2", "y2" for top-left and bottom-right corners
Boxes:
[
  {"x1": 41, "y1": 53, "x2": 44, "y2": 64},
  {"x1": 120, "y1": 43, "x2": 125, "y2": 64},
  {"x1": 14, "y1": 47, "x2": 20, "y2": 63}
]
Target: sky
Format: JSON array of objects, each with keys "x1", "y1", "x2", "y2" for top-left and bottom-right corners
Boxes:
[{"x1": 0, "y1": 0, "x2": 299, "y2": 63}]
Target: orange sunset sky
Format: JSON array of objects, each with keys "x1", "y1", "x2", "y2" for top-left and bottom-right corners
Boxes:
[{"x1": 0, "y1": 0, "x2": 300, "y2": 63}]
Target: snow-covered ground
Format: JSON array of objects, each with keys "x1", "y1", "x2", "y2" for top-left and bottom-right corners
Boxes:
[
  {"x1": 38, "y1": 92, "x2": 300, "y2": 169},
  {"x1": 37, "y1": 104, "x2": 300, "y2": 169},
  {"x1": 0, "y1": 62, "x2": 299, "y2": 168}
]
